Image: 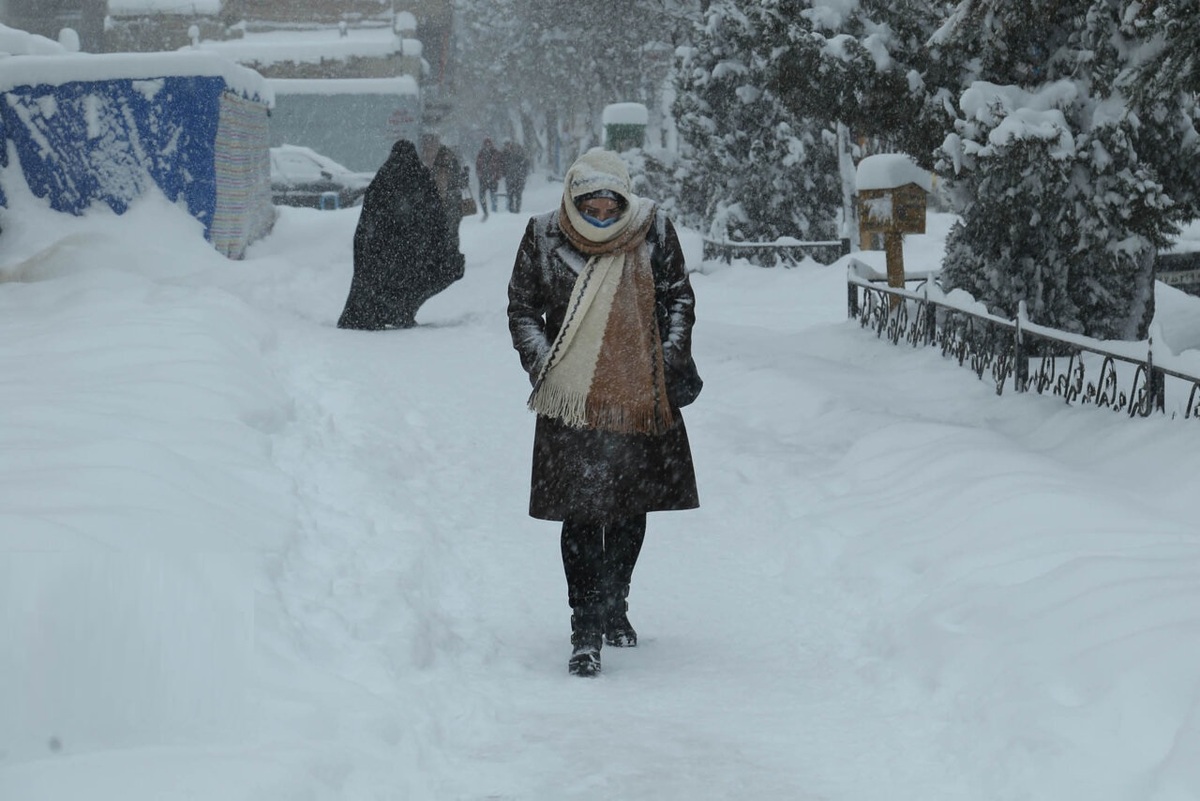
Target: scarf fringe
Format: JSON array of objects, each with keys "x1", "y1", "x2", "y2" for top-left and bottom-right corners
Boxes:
[
  {"x1": 530, "y1": 384, "x2": 673, "y2": 436},
  {"x1": 587, "y1": 398, "x2": 672, "y2": 436},
  {"x1": 528, "y1": 382, "x2": 591, "y2": 429}
]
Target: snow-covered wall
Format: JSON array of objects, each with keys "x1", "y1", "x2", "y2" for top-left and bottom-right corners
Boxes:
[
  {"x1": 602, "y1": 102, "x2": 648, "y2": 152},
  {"x1": 0, "y1": 51, "x2": 273, "y2": 259},
  {"x1": 107, "y1": 0, "x2": 223, "y2": 14},
  {"x1": 602, "y1": 102, "x2": 649, "y2": 126},
  {"x1": 194, "y1": 27, "x2": 404, "y2": 68},
  {"x1": 0, "y1": 23, "x2": 68, "y2": 57}
]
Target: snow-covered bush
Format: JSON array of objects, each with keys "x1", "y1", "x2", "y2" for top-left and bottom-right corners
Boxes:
[
  {"x1": 934, "y1": 0, "x2": 1199, "y2": 340},
  {"x1": 672, "y1": 0, "x2": 841, "y2": 260},
  {"x1": 937, "y1": 81, "x2": 1162, "y2": 338}
]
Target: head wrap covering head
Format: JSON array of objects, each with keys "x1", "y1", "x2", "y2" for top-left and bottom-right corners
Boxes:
[
  {"x1": 561, "y1": 148, "x2": 642, "y2": 244},
  {"x1": 576, "y1": 189, "x2": 624, "y2": 207}
]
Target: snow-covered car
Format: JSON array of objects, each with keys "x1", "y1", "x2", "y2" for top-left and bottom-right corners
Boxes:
[{"x1": 269, "y1": 145, "x2": 374, "y2": 209}]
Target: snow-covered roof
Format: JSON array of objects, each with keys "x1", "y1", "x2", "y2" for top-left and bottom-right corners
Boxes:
[
  {"x1": 602, "y1": 102, "x2": 649, "y2": 126},
  {"x1": 268, "y1": 76, "x2": 418, "y2": 97},
  {"x1": 193, "y1": 27, "x2": 403, "y2": 67},
  {"x1": 0, "y1": 50, "x2": 271, "y2": 103},
  {"x1": 0, "y1": 23, "x2": 68, "y2": 56},
  {"x1": 108, "y1": 0, "x2": 222, "y2": 15},
  {"x1": 856, "y1": 153, "x2": 932, "y2": 192}
]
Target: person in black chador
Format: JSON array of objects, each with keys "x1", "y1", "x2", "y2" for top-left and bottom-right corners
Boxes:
[{"x1": 337, "y1": 139, "x2": 465, "y2": 330}]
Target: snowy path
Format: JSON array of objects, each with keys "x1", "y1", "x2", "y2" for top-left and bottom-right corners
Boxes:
[
  {"x1": 3, "y1": 180, "x2": 1200, "y2": 800},
  {"x1": 228, "y1": 189, "x2": 1200, "y2": 799},
  {"x1": 227, "y1": 198, "x2": 976, "y2": 799}
]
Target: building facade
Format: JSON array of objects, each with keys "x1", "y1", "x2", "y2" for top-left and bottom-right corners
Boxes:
[{"x1": 1, "y1": 0, "x2": 106, "y2": 51}]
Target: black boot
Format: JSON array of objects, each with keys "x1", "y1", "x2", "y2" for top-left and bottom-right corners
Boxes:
[
  {"x1": 568, "y1": 603, "x2": 603, "y2": 677},
  {"x1": 604, "y1": 584, "x2": 638, "y2": 647}
]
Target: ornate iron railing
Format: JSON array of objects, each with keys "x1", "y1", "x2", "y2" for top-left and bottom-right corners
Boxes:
[
  {"x1": 703, "y1": 237, "x2": 851, "y2": 266},
  {"x1": 846, "y1": 260, "x2": 1200, "y2": 420}
]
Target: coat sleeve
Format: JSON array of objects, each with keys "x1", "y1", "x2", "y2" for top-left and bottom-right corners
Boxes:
[
  {"x1": 654, "y1": 215, "x2": 703, "y2": 407},
  {"x1": 655, "y1": 216, "x2": 696, "y2": 365},
  {"x1": 507, "y1": 218, "x2": 552, "y2": 384},
  {"x1": 443, "y1": 149, "x2": 465, "y2": 196}
]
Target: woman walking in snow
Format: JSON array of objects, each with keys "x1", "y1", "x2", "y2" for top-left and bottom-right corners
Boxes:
[{"x1": 506, "y1": 148, "x2": 702, "y2": 677}]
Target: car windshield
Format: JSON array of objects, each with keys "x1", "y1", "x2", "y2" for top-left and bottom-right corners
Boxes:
[{"x1": 272, "y1": 149, "x2": 338, "y2": 182}]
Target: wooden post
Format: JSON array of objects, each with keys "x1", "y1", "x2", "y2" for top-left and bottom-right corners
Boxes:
[
  {"x1": 859, "y1": 217, "x2": 873, "y2": 251},
  {"x1": 1014, "y1": 315, "x2": 1028, "y2": 391},
  {"x1": 884, "y1": 231, "x2": 904, "y2": 307},
  {"x1": 856, "y1": 166, "x2": 929, "y2": 308},
  {"x1": 884, "y1": 231, "x2": 905, "y2": 288}
]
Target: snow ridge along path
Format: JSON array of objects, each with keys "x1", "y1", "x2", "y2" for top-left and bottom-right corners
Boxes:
[{"x1": 2, "y1": 179, "x2": 1200, "y2": 800}]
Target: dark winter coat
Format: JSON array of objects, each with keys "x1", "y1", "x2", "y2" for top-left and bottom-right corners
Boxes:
[
  {"x1": 424, "y1": 142, "x2": 466, "y2": 250},
  {"x1": 502, "y1": 143, "x2": 529, "y2": 191},
  {"x1": 476, "y1": 140, "x2": 502, "y2": 190},
  {"x1": 507, "y1": 208, "x2": 701, "y2": 522},
  {"x1": 338, "y1": 139, "x2": 465, "y2": 330}
]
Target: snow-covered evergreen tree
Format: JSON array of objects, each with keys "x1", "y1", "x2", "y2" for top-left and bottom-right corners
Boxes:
[
  {"x1": 772, "y1": 0, "x2": 959, "y2": 170},
  {"x1": 935, "y1": 0, "x2": 1199, "y2": 339},
  {"x1": 1127, "y1": 0, "x2": 1200, "y2": 226},
  {"x1": 451, "y1": 0, "x2": 698, "y2": 170},
  {"x1": 766, "y1": 0, "x2": 1198, "y2": 339},
  {"x1": 673, "y1": 0, "x2": 841, "y2": 259},
  {"x1": 450, "y1": 0, "x2": 525, "y2": 135},
  {"x1": 1134, "y1": 0, "x2": 1200, "y2": 94}
]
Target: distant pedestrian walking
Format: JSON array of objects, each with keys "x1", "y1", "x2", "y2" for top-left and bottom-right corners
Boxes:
[
  {"x1": 501, "y1": 140, "x2": 530, "y2": 214},
  {"x1": 419, "y1": 131, "x2": 468, "y2": 268},
  {"x1": 337, "y1": 140, "x2": 464, "y2": 330},
  {"x1": 475, "y1": 137, "x2": 502, "y2": 220}
]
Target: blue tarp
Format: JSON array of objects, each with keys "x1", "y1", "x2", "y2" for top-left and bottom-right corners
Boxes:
[{"x1": 1, "y1": 75, "x2": 225, "y2": 224}]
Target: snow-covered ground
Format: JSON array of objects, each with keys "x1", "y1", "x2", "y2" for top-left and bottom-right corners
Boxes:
[{"x1": 3, "y1": 172, "x2": 1200, "y2": 800}]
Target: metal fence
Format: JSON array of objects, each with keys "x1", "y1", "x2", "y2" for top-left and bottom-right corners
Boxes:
[
  {"x1": 703, "y1": 237, "x2": 851, "y2": 266},
  {"x1": 846, "y1": 260, "x2": 1200, "y2": 420},
  {"x1": 1158, "y1": 251, "x2": 1200, "y2": 297}
]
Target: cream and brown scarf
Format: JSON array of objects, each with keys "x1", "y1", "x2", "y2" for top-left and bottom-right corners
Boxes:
[{"x1": 528, "y1": 157, "x2": 674, "y2": 435}]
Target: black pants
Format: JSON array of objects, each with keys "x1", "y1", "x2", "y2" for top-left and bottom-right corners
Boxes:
[
  {"x1": 479, "y1": 182, "x2": 498, "y2": 213},
  {"x1": 506, "y1": 183, "x2": 524, "y2": 213},
  {"x1": 561, "y1": 514, "x2": 646, "y2": 609}
]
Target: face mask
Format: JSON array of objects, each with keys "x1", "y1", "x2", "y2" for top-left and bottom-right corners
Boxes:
[{"x1": 582, "y1": 212, "x2": 619, "y2": 228}]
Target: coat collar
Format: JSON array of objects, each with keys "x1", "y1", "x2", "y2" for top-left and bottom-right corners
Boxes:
[
  {"x1": 542, "y1": 210, "x2": 589, "y2": 275},
  {"x1": 554, "y1": 245, "x2": 589, "y2": 275}
]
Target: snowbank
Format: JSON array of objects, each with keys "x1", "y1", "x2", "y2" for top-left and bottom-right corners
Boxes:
[{"x1": 0, "y1": 23, "x2": 67, "y2": 56}]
